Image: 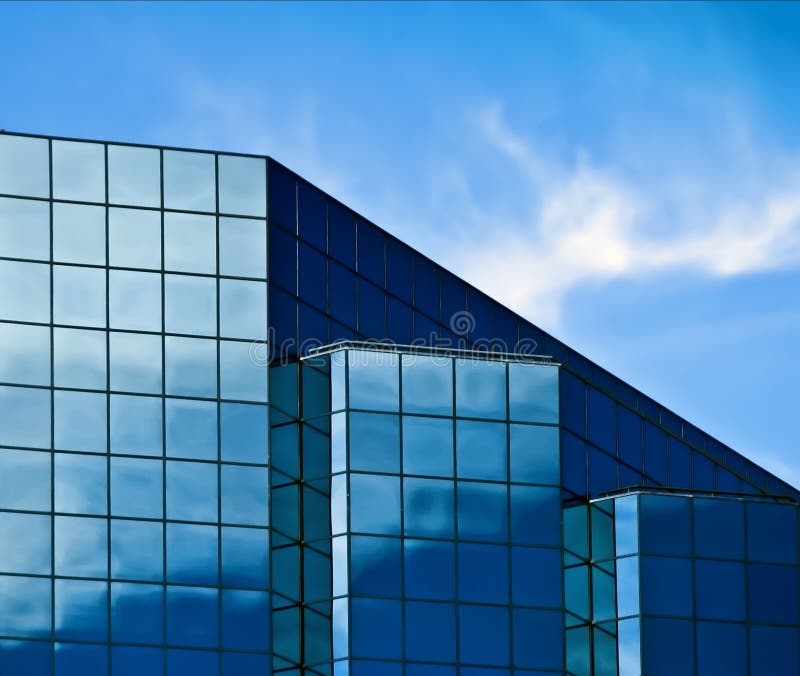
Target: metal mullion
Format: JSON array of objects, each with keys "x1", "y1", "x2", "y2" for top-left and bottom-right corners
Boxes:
[
  {"x1": 159, "y1": 147, "x2": 168, "y2": 671},
  {"x1": 214, "y1": 152, "x2": 224, "y2": 672},
  {"x1": 48, "y1": 137, "x2": 56, "y2": 676},
  {"x1": 104, "y1": 141, "x2": 112, "y2": 676}
]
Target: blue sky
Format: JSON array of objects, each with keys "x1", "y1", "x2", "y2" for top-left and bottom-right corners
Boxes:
[{"x1": 2, "y1": 1, "x2": 799, "y2": 485}]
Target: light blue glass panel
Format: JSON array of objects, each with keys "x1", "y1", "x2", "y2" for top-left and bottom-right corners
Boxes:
[
  {"x1": 110, "y1": 332, "x2": 162, "y2": 394},
  {"x1": 55, "y1": 578, "x2": 108, "y2": 640},
  {"x1": 166, "y1": 523, "x2": 218, "y2": 585},
  {"x1": 350, "y1": 474, "x2": 401, "y2": 535},
  {"x1": 0, "y1": 512, "x2": 51, "y2": 574},
  {"x1": 402, "y1": 415, "x2": 453, "y2": 477},
  {"x1": 509, "y1": 423, "x2": 559, "y2": 485},
  {"x1": 0, "y1": 196, "x2": 50, "y2": 259},
  {"x1": 331, "y1": 350, "x2": 346, "y2": 411},
  {"x1": 221, "y1": 465, "x2": 268, "y2": 526},
  {"x1": 0, "y1": 449, "x2": 50, "y2": 511},
  {"x1": 53, "y1": 202, "x2": 105, "y2": 265},
  {"x1": 166, "y1": 398, "x2": 218, "y2": 460},
  {"x1": 0, "y1": 322, "x2": 50, "y2": 385},
  {"x1": 109, "y1": 269, "x2": 162, "y2": 331},
  {"x1": 220, "y1": 340, "x2": 267, "y2": 402},
  {"x1": 615, "y1": 494, "x2": 639, "y2": 556},
  {"x1": 219, "y1": 216, "x2": 267, "y2": 278},
  {"x1": 616, "y1": 555, "x2": 640, "y2": 618},
  {"x1": 165, "y1": 274, "x2": 217, "y2": 336},
  {"x1": 55, "y1": 516, "x2": 107, "y2": 577},
  {"x1": 163, "y1": 150, "x2": 215, "y2": 212},
  {"x1": 108, "y1": 207, "x2": 161, "y2": 269},
  {"x1": 332, "y1": 534, "x2": 349, "y2": 597},
  {"x1": 222, "y1": 526, "x2": 269, "y2": 588},
  {"x1": 617, "y1": 618, "x2": 641, "y2": 676},
  {"x1": 332, "y1": 597, "x2": 349, "y2": 660},
  {"x1": 165, "y1": 336, "x2": 217, "y2": 398},
  {"x1": 0, "y1": 135, "x2": 49, "y2": 197},
  {"x1": 456, "y1": 419, "x2": 506, "y2": 481},
  {"x1": 53, "y1": 327, "x2": 105, "y2": 389},
  {"x1": 0, "y1": 260, "x2": 50, "y2": 322},
  {"x1": 349, "y1": 412, "x2": 400, "y2": 474},
  {"x1": 508, "y1": 362, "x2": 559, "y2": 423},
  {"x1": 111, "y1": 582, "x2": 163, "y2": 644},
  {"x1": 108, "y1": 144, "x2": 160, "y2": 207},
  {"x1": 404, "y1": 477, "x2": 455, "y2": 538},
  {"x1": 0, "y1": 575, "x2": 51, "y2": 638},
  {"x1": 0, "y1": 385, "x2": 51, "y2": 448},
  {"x1": 167, "y1": 460, "x2": 218, "y2": 522},
  {"x1": 110, "y1": 394, "x2": 163, "y2": 455},
  {"x1": 350, "y1": 535, "x2": 401, "y2": 597},
  {"x1": 455, "y1": 359, "x2": 506, "y2": 419},
  {"x1": 401, "y1": 354, "x2": 453, "y2": 415},
  {"x1": 166, "y1": 586, "x2": 219, "y2": 648},
  {"x1": 54, "y1": 452, "x2": 107, "y2": 514},
  {"x1": 219, "y1": 278, "x2": 267, "y2": 339},
  {"x1": 111, "y1": 519, "x2": 163, "y2": 582},
  {"x1": 54, "y1": 264, "x2": 106, "y2": 327},
  {"x1": 110, "y1": 457, "x2": 163, "y2": 519},
  {"x1": 458, "y1": 481, "x2": 507, "y2": 542},
  {"x1": 54, "y1": 390, "x2": 107, "y2": 452},
  {"x1": 331, "y1": 412, "x2": 347, "y2": 474},
  {"x1": 348, "y1": 350, "x2": 400, "y2": 412},
  {"x1": 331, "y1": 473, "x2": 347, "y2": 535},
  {"x1": 221, "y1": 589, "x2": 271, "y2": 650},
  {"x1": 164, "y1": 211, "x2": 216, "y2": 274},
  {"x1": 220, "y1": 403, "x2": 267, "y2": 463},
  {"x1": 52, "y1": 140, "x2": 105, "y2": 203},
  {"x1": 218, "y1": 155, "x2": 266, "y2": 217}
]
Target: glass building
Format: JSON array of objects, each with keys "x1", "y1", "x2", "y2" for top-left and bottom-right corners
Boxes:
[{"x1": 0, "y1": 131, "x2": 797, "y2": 676}]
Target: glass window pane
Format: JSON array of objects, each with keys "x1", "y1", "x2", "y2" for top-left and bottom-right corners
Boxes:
[
  {"x1": 220, "y1": 340, "x2": 267, "y2": 402},
  {"x1": 54, "y1": 579, "x2": 108, "y2": 641},
  {"x1": 459, "y1": 604, "x2": 509, "y2": 666},
  {"x1": 747, "y1": 502, "x2": 797, "y2": 564},
  {"x1": 53, "y1": 202, "x2": 105, "y2": 265},
  {"x1": 54, "y1": 265, "x2": 106, "y2": 327},
  {"x1": 164, "y1": 211, "x2": 216, "y2": 274},
  {"x1": 696, "y1": 621, "x2": 746, "y2": 676},
  {"x1": 109, "y1": 269, "x2": 162, "y2": 331},
  {"x1": 0, "y1": 575, "x2": 51, "y2": 639},
  {"x1": 405, "y1": 601, "x2": 456, "y2": 663},
  {"x1": 55, "y1": 516, "x2": 107, "y2": 577},
  {"x1": 163, "y1": 150, "x2": 215, "y2": 212},
  {"x1": 0, "y1": 322, "x2": 50, "y2": 386},
  {"x1": 0, "y1": 449, "x2": 51, "y2": 511},
  {"x1": 350, "y1": 535, "x2": 401, "y2": 597},
  {"x1": 508, "y1": 362, "x2": 559, "y2": 423},
  {"x1": 0, "y1": 196, "x2": 50, "y2": 260},
  {"x1": 510, "y1": 485, "x2": 561, "y2": 546},
  {"x1": 165, "y1": 274, "x2": 217, "y2": 336},
  {"x1": 165, "y1": 336, "x2": 217, "y2": 398},
  {"x1": 349, "y1": 412, "x2": 400, "y2": 474},
  {"x1": 0, "y1": 635, "x2": 53, "y2": 669},
  {"x1": 0, "y1": 260, "x2": 50, "y2": 322},
  {"x1": 54, "y1": 327, "x2": 106, "y2": 389},
  {"x1": 458, "y1": 543, "x2": 508, "y2": 603},
  {"x1": 350, "y1": 474, "x2": 401, "y2": 535},
  {"x1": 221, "y1": 589, "x2": 270, "y2": 651},
  {"x1": 458, "y1": 481, "x2": 507, "y2": 542},
  {"x1": 218, "y1": 154, "x2": 266, "y2": 217},
  {"x1": 111, "y1": 582, "x2": 163, "y2": 644},
  {"x1": 0, "y1": 385, "x2": 51, "y2": 448},
  {"x1": 402, "y1": 415, "x2": 453, "y2": 478},
  {"x1": 110, "y1": 332, "x2": 162, "y2": 394},
  {"x1": 110, "y1": 519, "x2": 163, "y2": 582},
  {"x1": 54, "y1": 390, "x2": 107, "y2": 452},
  {"x1": 221, "y1": 526, "x2": 268, "y2": 588},
  {"x1": 509, "y1": 423, "x2": 559, "y2": 485},
  {"x1": 404, "y1": 477, "x2": 454, "y2": 538},
  {"x1": 0, "y1": 134, "x2": 49, "y2": 197},
  {"x1": 221, "y1": 465, "x2": 268, "y2": 526},
  {"x1": 220, "y1": 403, "x2": 267, "y2": 464},
  {"x1": 110, "y1": 394, "x2": 163, "y2": 456},
  {"x1": 108, "y1": 144, "x2": 160, "y2": 207},
  {"x1": 749, "y1": 625, "x2": 799, "y2": 676},
  {"x1": 640, "y1": 556, "x2": 693, "y2": 617},
  {"x1": 695, "y1": 559, "x2": 745, "y2": 621},
  {"x1": 693, "y1": 497, "x2": 744, "y2": 560},
  {"x1": 350, "y1": 598, "x2": 402, "y2": 660},
  {"x1": 55, "y1": 643, "x2": 108, "y2": 675},
  {"x1": 167, "y1": 460, "x2": 218, "y2": 522},
  {"x1": 348, "y1": 350, "x2": 399, "y2": 412},
  {"x1": 513, "y1": 608, "x2": 563, "y2": 670},
  {"x1": 219, "y1": 278, "x2": 266, "y2": 339},
  {"x1": 748, "y1": 563, "x2": 798, "y2": 624},
  {"x1": 401, "y1": 354, "x2": 453, "y2": 415},
  {"x1": 52, "y1": 140, "x2": 105, "y2": 203},
  {"x1": 0, "y1": 512, "x2": 51, "y2": 574},
  {"x1": 110, "y1": 457, "x2": 163, "y2": 519},
  {"x1": 511, "y1": 546, "x2": 562, "y2": 607},
  {"x1": 166, "y1": 586, "x2": 218, "y2": 648},
  {"x1": 219, "y1": 216, "x2": 266, "y2": 278},
  {"x1": 166, "y1": 523, "x2": 218, "y2": 585},
  {"x1": 639, "y1": 494, "x2": 691, "y2": 556},
  {"x1": 404, "y1": 539, "x2": 455, "y2": 600},
  {"x1": 54, "y1": 452, "x2": 107, "y2": 515},
  {"x1": 456, "y1": 419, "x2": 506, "y2": 481},
  {"x1": 109, "y1": 207, "x2": 161, "y2": 269},
  {"x1": 166, "y1": 398, "x2": 218, "y2": 460},
  {"x1": 455, "y1": 359, "x2": 506, "y2": 419}
]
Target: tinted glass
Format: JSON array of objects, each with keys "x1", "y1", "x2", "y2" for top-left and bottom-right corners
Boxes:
[
  {"x1": 108, "y1": 144, "x2": 161, "y2": 207},
  {"x1": 0, "y1": 196, "x2": 49, "y2": 260},
  {"x1": 350, "y1": 474, "x2": 400, "y2": 535},
  {"x1": 218, "y1": 154, "x2": 266, "y2": 217},
  {"x1": 348, "y1": 350, "x2": 399, "y2": 411},
  {"x1": 456, "y1": 419, "x2": 506, "y2": 481},
  {"x1": 164, "y1": 211, "x2": 216, "y2": 273},
  {"x1": 1, "y1": 323, "x2": 51, "y2": 386},
  {"x1": 402, "y1": 354, "x2": 453, "y2": 415},
  {"x1": 403, "y1": 415, "x2": 453, "y2": 477},
  {"x1": 0, "y1": 261, "x2": 50, "y2": 323},
  {"x1": 54, "y1": 327, "x2": 105, "y2": 389},
  {"x1": 52, "y1": 140, "x2": 105, "y2": 202},
  {"x1": 54, "y1": 265, "x2": 106, "y2": 327},
  {"x1": 455, "y1": 359, "x2": 506, "y2": 419},
  {"x1": 219, "y1": 216, "x2": 267, "y2": 278},
  {"x1": 349, "y1": 412, "x2": 400, "y2": 473},
  {"x1": 163, "y1": 150, "x2": 215, "y2": 212},
  {"x1": 108, "y1": 207, "x2": 161, "y2": 269},
  {"x1": 0, "y1": 135, "x2": 49, "y2": 197},
  {"x1": 508, "y1": 362, "x2": 559, "y2": 423},
  {"x1": 53, "y1": 202, "x2": 105, "y2": 265}
]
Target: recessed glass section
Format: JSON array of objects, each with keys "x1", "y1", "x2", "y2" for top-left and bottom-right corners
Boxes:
[
  {"x1": 52, "y1": 140, "x2": 105, "y2": 203},
  {"x1": 53, "y1": 202, "x2": 105, "y2": 265},
  {"x1": 109, "y1": 207, "x2": 161, "y2": 269},
  {"x1": 0, "y1": 322, "x2": 51, "y2": 386},
  {"x1": 54, "y1": 265, "x2": 106, "y2": 328},
  {"x1": 0, "y1": 196, "x2": 50, "y2": 260},
  {"x1": 219, "y1": 216, "x2": 267, "y2": 278},
  {"x1": 0, "y1": 260, "x2": 50, "y2": 322},
  {"x1": 218, "y1": 154, "x2": 266, "y2": 217},
  {"x1": 163, "y1": 150, "x2": 215, "y2": 212},
  {"x1": 165, "y1": 274, "x2": 216, "y2": 336},
  {"x1": 164, "y1": 211, "x2": 216, "y2": 274},
  {"x1": 54, "y1": 327, "x2": 106, "y2": 389},
  {"x1": 108, "y1": 144, "x2": 161, "y2": 207},
  {"x1": 0, "y1": 134, "x2": 49, "y2": 198}
]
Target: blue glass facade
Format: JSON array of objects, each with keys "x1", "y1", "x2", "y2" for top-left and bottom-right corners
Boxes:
[{"x1": 0, "y1": 131, "x2": 798, "y2": 675}]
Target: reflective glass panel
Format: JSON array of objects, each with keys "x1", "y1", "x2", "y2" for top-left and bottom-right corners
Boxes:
[
  {"x1": 54, "y1": 516, "x2": 107, "y2": 577},
  {"x1": 0, "y1": 135, "x2": 49, "y2": 197},
  {"x1": 54, "y1": 327, "x2": 106, "y2": 389},
  {"x1": 455, "y1": 359, "x2": 506, "y2": 419},
  {"x1": 219, "y1": 278, "x2": 267, "y2": 339},
  {"x1": 54, "y1": 578, "x2": 108, "y2": 641},
  {"x1": 510, "y1": 485, "x2": 561, "y2": 546},
  {"x1": 694, "y1": 559, "x2": 745, "y2": 621},
  {"x1": 404, "y1": 477, "x2": 455, "y2": 538},
  {"x1": 0, "y1": 449, "x2": 50, "y2": 511},
  {"x1": 163, "y1": 150, "x2": 215, "y2": 212},
  {"x1": 458, "y1": 604, "x2": 509, "y2": 666},
  {"x1": 221, "y1": 465, "x2": 268, "y2": 526},
  {"x1": 639, "y1": 494, "x2": 691, "y2": 556},
  {"x1": 0, "y1": 322, "x2": 51, "y2": 386},
  {"x1": 165, "y1": 274, "x2": 217, "y2": 336},
  {"x1": 0, "y1": 260, "x2": 50, "y2": 322},
  {"x1": 457, "y1": 481, "x2": 507, "y2": 542},
  {"x1": 404, "y1": 539, "x2": 455, "y2": 600},
  {"x1": 164, "y1": 211, "x2": 216, "y2": 273},
  {"x1": 0, "y1": 575, "x2": 51, "y2": 638},
  {"x1": 166, "y1": 398, "x2": 217, "y2": 460},
  {"x1": 165, "y1": 336, "x2": 217, "y2": 398},
  {"x1": 52, "y1": 140, "x2": 105, "y2": 203},
  {"x1": 220, "y1": 340, "x2": 267, "y2": 402},
  {"x1": 0, "y1": 512, "x2": 51, "y2": 574},
  {"x1": 511, "y1": 546, "x2": 562, "y2": 607},
  {"x1": 509, "y1": 423, "x2": 559, "y2": 485},
  {"x1": 508, "y1": 362, "x2": 559, "y2": 423},
  {"x1": 54, "y1": 452, "x2": 107, "y2": 514},
  {"x1": 219, "y1": 216, "x2": 267, "y2": 278},
  {"x1": 218, "y1": 155, "x2": 266, "y2": 217},
  {"x1": 513, "y1": 608, "x2": 563, "y2": 670},
  {"x1": 403, "y1": 415, "x2": 453, "y2": 477},
  {"x1": 110, "y1": 394, "x2": 163, "y2": 455},
  {"x1": 405, "y1": 601, "x2": 456, "y2": 663},
  {"x1": 401, "y1": 354, "x2": 453, "y2": 415},
  {"x1": 110, "y1": 332, "x2": 162, "y2": 394},
  {"x1": 108, "y1": 144, "x2": 161, "y2": 207},
  {"x1": 109, "y1": 269, "x2": 162, "y2": 332},
  {"x1": 220, "y1": 403, "x2": 267, "y2": 463},
  {"x1": 456, "y1": 419, "x2": 506, "y2": 481},
  {"x1": 166, "y1": 523, "x2": 218, "y2": 585},
  {"x1": 696, "y1": 621, "x2": 746, "y2": 676},
  {"x1": 110, "y1": 519, "x2": 163, "y2": 581},
  {"x1": 0, "y1": 385, "x2": 51, "y2": 448},
  {"x1": 350, "y1": 598, "x2": 402, "y2": 659},
  {"x1": 167, "y1": 460, "x2": 218, "y2": 522},
  {"x1": 55, "y1": 643, "x2": 108, "y2": 675},
  {"x1": 693, "y1": 497, "x2": 744, "y2": 560},
  {"x1": 108, "y1": 207, "x2": 161, "y2": 269},
  {"x1": 110, "y1": 457, "x2": 163, "y2": 519},
  {"x1": 458, "y1": 543, "x2": 508, "y2": 603},
  {"x1": 0, "y1": 196, "x2": 49, "y2": 260},
  {"x1": 640, "y1": 556, "x2": 693, "y2": 617},
  {"x1": 349, "y1": 412, "x2": 400, "y2": 473},
  {"x1": 350, "y1": 535, "x2": 402, "y2": 597},
  {"x1": 111, "y1": 582, "x2": 163, "y2": 644},
  {"x1": 54, "y1": 390, "x2": 107, "y2": 452},
  {"x1": 54, "y1": 264, "x2": 106, "y2": 327},
  {"x1": 747, "y1": 502, "x2": 797, "y2": 564},
  {"x1": 348, "y1": 350, "x2": 399, "y2": 412},
  {"x1": 221, "y1": 589, "x2": 270, "y2": 650},
  {"x1": 221, "y1": 526, "x2": 268, "y2": 588},
  {"x1": 166, "y1": 586, "x2": 218, "y2": 648},
  {"x1": 350, "y1": 474, "x2": 401, "y2": 535},
  {"x1": 53, "y1": 202, "x2": 105, "y2": 265}
]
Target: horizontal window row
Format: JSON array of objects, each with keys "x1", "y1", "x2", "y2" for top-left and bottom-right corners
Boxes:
[{"x1": 0, "y1": 134, "x2": 266, "y2": 216}]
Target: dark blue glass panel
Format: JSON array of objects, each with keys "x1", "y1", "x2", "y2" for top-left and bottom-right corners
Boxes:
[
  {"x1": 0, "y1": 639, "x2": 51, "y2": 676},
  {"x1": 110, "y1": 519, "x2": 163, "y2": 582},
  {"x1": 405, "y1": 601, "x2": 456, "y2": 662},
  {"x1": 511, "y1": 546, "x2": 562, "y2": 607},
  {"x1": 350, "y1": 412, "x2": 400, "y2": 473},
  {"x1": 350, "y1": 662, "x2": 403, "y2": 676},
  {"x1": 357, "y1": 279, "x2": 385, "y2": 338},
  {"x1": 587, "y1": 387, "x2": 615, "y2": 454},
  {"x1": 493, "y1": 306, "x2": 518, "y2": 350},
  {"x1": 350, "y1": 474, "x2": 401, "y2": 535},
  {"x1": 298, "y1": 181, "x2": 327, "y2": 249},
  {"x1": 357, "y1": 222, "x2": 385, "y2": 287},
  {"x1": 458, "y1": 481, "x2": 507, "y2": 542},
  {"x1": 350, "y1": 535, "x2": 402, "y2": 597},
  {"x1": 221, "y1": 652, "x2": 270, "y2": 676},
  {"x1": 413, "y1": 312, "x2": 440, "y2": 345},
  {"x1": 55, "y1": 643, "x2": 107, "y2": 676},
  {"x1": 509, "y1": 424, "x2": 559, "y2": 485},
  {"x1": 221, "y1": 589, "x2": 270, "y2": 650},
  {"x1": 406, "y1": 665, "x2": 456, "y2": 676},
  {"x1": 694, "y1": 560, "x2": 745, "y2": 621},
  {"x1": 403, "y1": 415, "x2": 453, "y2": 477},
  {"x1": 458, "y1": 604, "x2": 509, "y2": 666},
  {"x1": 643, "y1": 422, "x2": 667, "y2": 485},
  {"x1": 618, "y1": 406, "x2": 642, "y2": 471},
  {"x1": 510, "y1": 486, "x2": 560, "y2": 546},
  {"x1": 588, "y1": 446, "x2": 618, "y2": 497},
  {"x1": 413, "y1": 255, "x2": 440, "y2": 321},
  {"x1": 668, "y1": 438, "x2": 692, "y2": 488},
  {"x1": 386, "y1": 297, "x2": 413, "y2": 344},
  {"x1": 747, "y1": 502, "x2": 797, "y2": 564},
  {"x1": 696, "y1": 622, "x2": 746, "y2": 676},
  {"x1": 329, "y1": 261, "x2": 357, "y2": 328},
  {"x1": 693, "y1": 452, "x2": 716, "y2": 491},
  {"x1": 404, "y1": 539, "x2": 455, "y2": 600},
  {"x1": 559, "y1": 371, "x2": 586, "y2": 437},
  {"x1": 221, "y1": 527, "x2": 268, "y2": 588},
  {"x1": 55, "y1": 579, "x2": 108, "y2": 641},
  {"x1": 268, "y1": 224, "x2": 297, "y2": 294},
  {"x1": 749, "y1": 625, "x2": 799, "y2": 676},
  {"x1": 455, "y1": 359, "x2": 506, "y2": 420},
  {"x1": 166, "y1": 586, "x2": 218, "y2": 648},
  {"x1": 328, "y1": 201, "x2": 356, "y2": 268},
  {"x1": 641, "y1": 618, "x2": 694, "y2": 676},
  {"x1": 166, "y1": 649, "x2": 219, "y2": 676},
  {"x1": 350, "y1": 598, "x2": 402, "y2": 659},
  {"x1": 268, "y1": 161, "x2": 296, "y2": 230},
  {"x1": 269, "y1": 286, "x2": 297, "y2": 351},
  {"x1": 0, "y1": 575, "x2": 51, "y2": 639},
  {"x1": 299, "y1": 243, "x2": 327, "y2": 311},
  {"x1": 111, "y1": 583, "x2": 163, "y2": 644},
  {"x1": 561, "y1": 431, "x2": 587, "y2": 497},
  {"x1": 166, "y1": 523, "x2": 218, "y2": 585},
  {"x1": 512, "y1": 609, "x2": 563, "y2": 670},
  {"x1": 693, "y1": 498, "x2": 744, "y2": 560},
  {"x1": 748, "y1": 564, "x2": 798, "y2": 624},
  {"x1": 112, "y1": 647, "x2": 164, "y2": 676},
  {"x1": 386, "y1": 239, "x2": 412, "y2": 303},
  {"x1": 405, "y1": 478, "x2": 454, "y2": 538},
  {"x1": 458, "y1": 543, "x2": 508, "y2": 603},
  {"x1": 640, "y1": 556, "x2": 692, "y2": 617},
  {"x1": 466, "y1": 289, "x2": 492, "y2": 342},
  {"x1": 440, "y1": 273, "x2": 467, "y2": 330},
  {"x1": 639, "y1": 494, "x2": 691, "y2": 556},
  {"x1": 456, "y1": 420, "x2": 506, "y2": 481}
]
